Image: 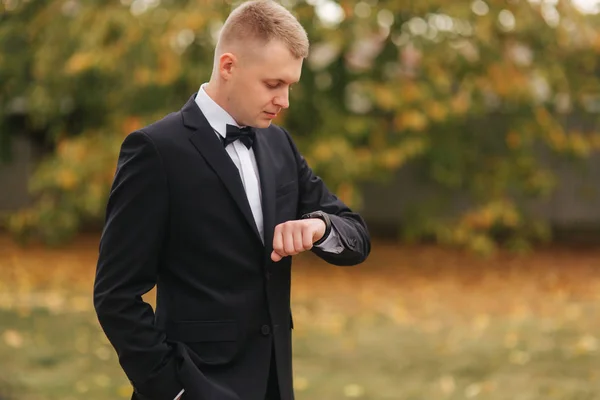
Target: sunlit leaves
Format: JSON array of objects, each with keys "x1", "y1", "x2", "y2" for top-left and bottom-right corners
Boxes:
[{"x1": 1, "y1": 0, "x2": 600, "y2": 251}]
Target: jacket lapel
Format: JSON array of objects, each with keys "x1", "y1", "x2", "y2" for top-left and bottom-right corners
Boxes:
[
  {"x1": 181, "y1": 94, "x2": 262, "y2": 243},
  {"x1": 252, "y1": 130, "x2": 276, "y2": 259}
]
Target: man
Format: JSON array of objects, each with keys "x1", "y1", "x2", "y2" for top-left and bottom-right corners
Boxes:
[{"x1": 93, "y1": 1, "x2": 370, "y2": 399}]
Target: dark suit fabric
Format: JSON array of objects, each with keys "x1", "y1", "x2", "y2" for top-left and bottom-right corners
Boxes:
[{"x1": 93, "y1": 94, "x2": 371, "y2": 400}]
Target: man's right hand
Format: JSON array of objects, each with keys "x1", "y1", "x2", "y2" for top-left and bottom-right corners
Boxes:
[{"x1": 271, "y1": 218, "x2": 325, "y2": 261}]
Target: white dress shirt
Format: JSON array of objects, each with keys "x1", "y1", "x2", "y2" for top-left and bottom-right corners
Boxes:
[
  {"x1": 194, "y1": 83, "x2": 343, "y2": 252},
  {"x1": 173, "y1": 84, "x2": 344, "y2": 400}
]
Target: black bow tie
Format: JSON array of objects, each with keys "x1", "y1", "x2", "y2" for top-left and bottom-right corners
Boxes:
[{"x1": 223, "y1": 124, "x2": 256, "y2": 149}]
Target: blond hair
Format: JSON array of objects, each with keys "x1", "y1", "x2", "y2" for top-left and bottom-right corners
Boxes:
[{"x1": 218, "y1": 0, "x2": 309, "y2": 59}]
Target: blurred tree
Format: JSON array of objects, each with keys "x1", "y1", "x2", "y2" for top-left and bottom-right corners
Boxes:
[{"x1": 1, "y1": 0, "x2": 600, "y2": 252}]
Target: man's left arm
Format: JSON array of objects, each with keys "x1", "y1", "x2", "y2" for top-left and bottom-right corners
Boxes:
[{"x1": 284, "y1": 129, "x2": 371, "y2": 266}]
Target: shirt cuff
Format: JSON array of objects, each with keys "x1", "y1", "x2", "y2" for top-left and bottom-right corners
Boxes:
[
  {"x1": 314, "y1": 226, "x2": 344, "y2": 254},
  {"x1": 174, "y1": 388, "x2": 185, "y2": 400}
]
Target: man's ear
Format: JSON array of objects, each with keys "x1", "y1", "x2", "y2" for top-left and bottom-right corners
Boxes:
[{"x1": 219, "y1": 52, "x2": 237, "y2": 80}]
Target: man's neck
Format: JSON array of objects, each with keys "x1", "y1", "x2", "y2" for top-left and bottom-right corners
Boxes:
[{"x1": 204, "y1": 82, "x2": 232, "y2": 117}]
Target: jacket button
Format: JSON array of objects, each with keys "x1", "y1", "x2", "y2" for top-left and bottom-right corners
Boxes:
[{"x1": 261, "y1": 325, "x2": 271, "y2": 336}]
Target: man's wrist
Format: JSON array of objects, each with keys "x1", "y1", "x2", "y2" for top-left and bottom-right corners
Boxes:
[{"x1": 301, "y1": 211, "x2": 332, "y2": 246}]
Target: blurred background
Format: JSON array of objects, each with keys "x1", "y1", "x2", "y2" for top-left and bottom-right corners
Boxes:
[{"x1": 1, "y1": 0, "x2": 600, "y2": 398}]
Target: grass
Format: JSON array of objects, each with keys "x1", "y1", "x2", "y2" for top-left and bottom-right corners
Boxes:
[
  {"x1": 0, "y1": 308, "x2": 127, "y2": 400},
  {"x1": 2, "y1": 235, "x2": 600, "y2": 399}
]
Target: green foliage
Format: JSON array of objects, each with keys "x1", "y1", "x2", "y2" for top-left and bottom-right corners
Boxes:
[
  {"x1": 6, "y1": 130, "x2": 121, "y2": 245},
  {"x1": 1, "y1": 0, "x2": 600, "y2": 251}
]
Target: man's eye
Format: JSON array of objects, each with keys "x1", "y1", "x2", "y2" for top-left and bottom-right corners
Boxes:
[{"x1": 266, "y1": 83, "x2": 280, "y2": 89}]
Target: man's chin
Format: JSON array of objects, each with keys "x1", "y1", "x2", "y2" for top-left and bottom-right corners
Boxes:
[{"x1": 255, "y1": 120, "x2": 272, "y2": 129}]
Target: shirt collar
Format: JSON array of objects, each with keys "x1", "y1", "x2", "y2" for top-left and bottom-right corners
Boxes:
[{"x1": 194, "y1": 83, "x2": 240, "y2": 138}]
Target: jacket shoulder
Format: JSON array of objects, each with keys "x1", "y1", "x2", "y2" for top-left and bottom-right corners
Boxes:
[
  {"x1": 119, "y1": 111, "x2": 187, "y2": 153},
  {"x1": 139, "y1": 111, "x2": 183, "y2": 141}
]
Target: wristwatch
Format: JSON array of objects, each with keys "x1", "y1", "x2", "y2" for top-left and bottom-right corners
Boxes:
[{"x1": 301, "y1": 210, "x2": 332, "y2": 246}]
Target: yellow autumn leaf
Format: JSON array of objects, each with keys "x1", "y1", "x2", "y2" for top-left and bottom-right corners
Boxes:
[
  {"x1": 57, "y1": 169, "x2": 78, "y2": 190},
  {"x1": 157, "y1": 52, "x2": 181, "y2": 85},
  {"x1": 469, "y1": 234, "x2": 496, "y2": 255},
  {"x1": 380, "y1": 148, "x2": 405, "y2": 169},
  {"x1": 502, "y1": 207, "x2": 520, "y2": 227},
  {"x1": 395, "y1": 110, "x2": 428, "y2": 132},
  {"x1": 373, "y1": 85, "x2": 396, "y2": 110},
  {"x1": 64, "y1": 52, "x2": 95, "y2": 75},
  {"x1": 134, "y1": 67, "x2": 153, "y2": 85},
  {"x1": 576, "y1": 334, "x2": 598, "y2": 353},
  {"x1": 57, "y1": 141, "x2": 86, "y2": 163},
  {"x1": 462, "y1": 208, "x2": 494, "y2": 230},
  {"x1": 535, "y1": 107, "x2": 553, "y2": 128},
  {"x1": 344, "y1": 383, "x2": 365, "y2": 398},
  {"x1": 465, "y1": 383, "x2": 482, "y2": 398},
  {"x1": 450, "y1": 91, "x2": 470, "y2": 114},
  {"x1": 548, "y1": 129, "x2": 567, "y2": 150},
  {"x1": 312, "y1": 142, "x2": 334, "y2": 162},
  {"x1": 425, "y1": 102, "x2": 448, "y2": 122},
  {"x1": 569, "y1": 131, "x2": 592, "y2": 156},
  {"x1": 183, "y1": 14, "x2": 206, "y2": 31},
  {"x1": 400, "y1": 81, "x2": 422, "y2": 103},
  {"x1": 122, "y1": 116, "x2": 143, "y2": 134},
  {"x1": 354, "y1": 148, "x2": 372, "y2": 165},
  {"x1": 3, "y1": 329, "x2": 24, "y2": 348},
  {"x1": 294, "y1": 376, "x2": 309, "y2": 391},
  {"x1": 472, "y1": 313, "x2": 490, "y2": 332},
  {"x1": 439, "y1": 375, "x2": 456, "y2": 394}
]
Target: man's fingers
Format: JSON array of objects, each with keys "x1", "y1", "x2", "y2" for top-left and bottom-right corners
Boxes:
[
  {"x1": 293, "y1": 229, "x2": 304, "y2": 253},
  {"x1": 271, "y1": 250, "x2": 283, "y2": 262},
  {"x1": 272, "y1": 224, "x2": 283, "y2": 255},
  {"x1": 283, "y1": 225, "x2": 296, "y2": 255},
  {"x1": 272, "y1": 223, "x2": 293, "y2": 261},
  {"x1": 271, "y1": 221, "x2": 316, "y2": 262},
  {"x1": 302, "y1": 224, "x2": 314, "y2": 250}
]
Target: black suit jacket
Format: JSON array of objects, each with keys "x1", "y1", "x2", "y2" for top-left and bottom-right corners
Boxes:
[{"x1": 93, "y1": 94, "x2": 370, "y2": 400}]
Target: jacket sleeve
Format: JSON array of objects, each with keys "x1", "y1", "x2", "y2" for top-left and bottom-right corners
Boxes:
[
  {"x1": 282, "y1": 128, "x2": 371, "y2": 266},
  {"x1": 93, "y1": 130, "x2": 183, "y2": 400}
]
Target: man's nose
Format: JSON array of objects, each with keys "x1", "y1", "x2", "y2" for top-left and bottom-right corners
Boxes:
[{"x1": 274, "y1": 90, "x2": 289, "y2": 109}]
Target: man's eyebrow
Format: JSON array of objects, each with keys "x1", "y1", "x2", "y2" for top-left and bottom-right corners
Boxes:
[{"x1": 267, "y1": 78, "x2": 298, "y2": 85}]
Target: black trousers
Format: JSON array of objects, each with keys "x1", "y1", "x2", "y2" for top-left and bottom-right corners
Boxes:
[{"x1": 264, "y1": 343, "x2": 281, "y2": 400}]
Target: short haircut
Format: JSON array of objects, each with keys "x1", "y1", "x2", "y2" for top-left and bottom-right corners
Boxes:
[{"x1": 218, "y1": 0, "x2": 309, "y2": 59}]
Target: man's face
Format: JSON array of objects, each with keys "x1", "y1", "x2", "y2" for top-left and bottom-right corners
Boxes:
[{"x1": 227, "y1": 39, "x2": 303, "y2": 128}]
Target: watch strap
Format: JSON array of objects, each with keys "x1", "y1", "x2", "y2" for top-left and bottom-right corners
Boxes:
[{"x1": 301, "y1": 211, "x2": 332, "y2": 246}]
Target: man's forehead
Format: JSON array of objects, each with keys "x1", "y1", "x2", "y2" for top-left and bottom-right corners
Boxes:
[
  {"x1": 257, "y1": 58, "x2": 303, "y2": 82},
  {"x1": 266, "y1": 71, "x2": 302, "y2": 86}
]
